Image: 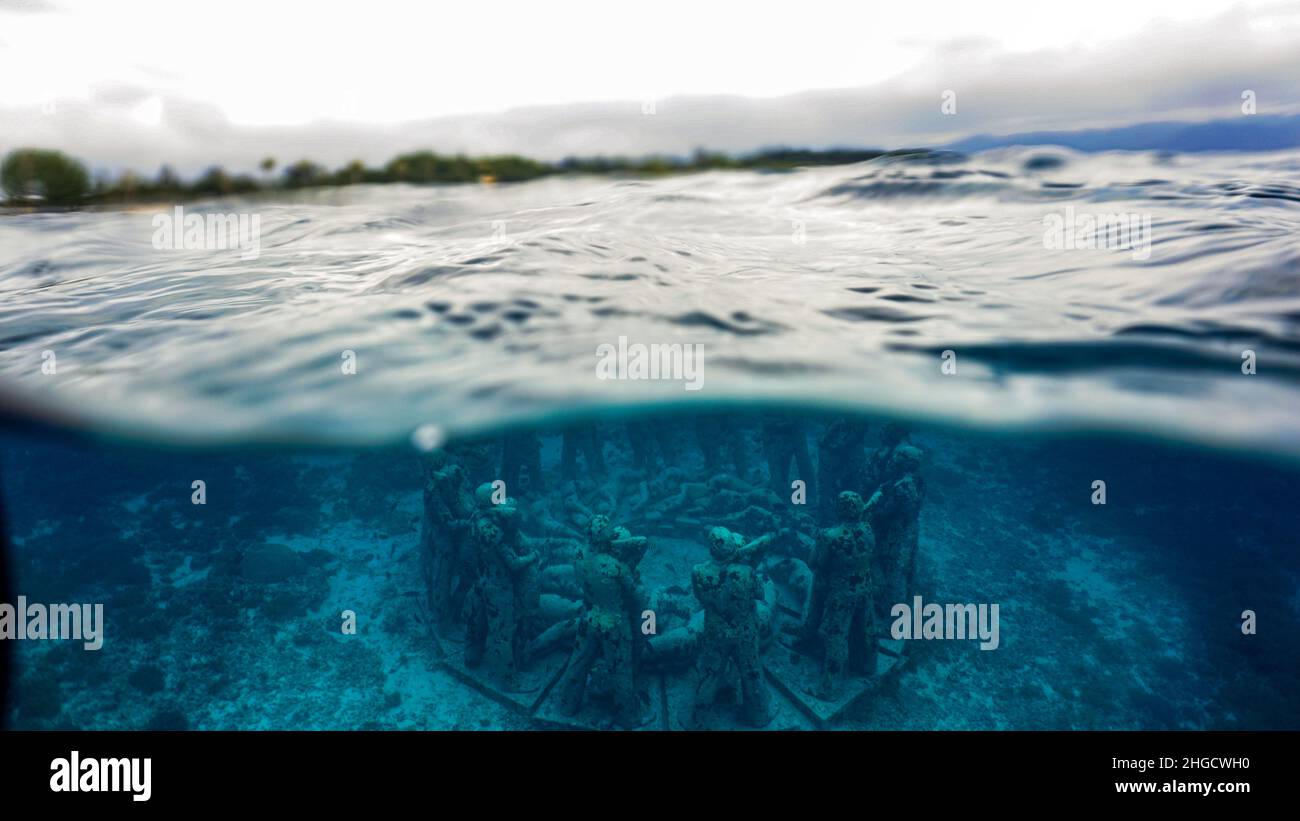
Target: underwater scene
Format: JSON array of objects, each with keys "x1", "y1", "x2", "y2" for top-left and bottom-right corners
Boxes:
[
  {"x1": 1, "y1": 148, "x2": 1299, "y2": 731},
  {"x1": 1, "y1": 413, "x2": 1298, "y2": 730}
]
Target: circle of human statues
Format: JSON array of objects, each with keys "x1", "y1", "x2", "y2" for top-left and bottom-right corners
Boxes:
[{"x1": 418, "y1": 415, "x2": 925, "y2": 729}]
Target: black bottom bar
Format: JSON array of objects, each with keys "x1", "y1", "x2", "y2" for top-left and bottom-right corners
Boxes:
[{"x1": 0, "y1": 730, "x2": 1288, "y2": 807}]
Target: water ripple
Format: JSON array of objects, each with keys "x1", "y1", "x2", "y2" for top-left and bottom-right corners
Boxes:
[{"x1": 0, "y1": 147, "x2": 1298, "y2": 456}]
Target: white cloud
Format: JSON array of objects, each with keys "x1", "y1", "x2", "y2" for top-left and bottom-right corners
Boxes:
[{"x1": 1, "y1": 0, "x2": 1298, "y2": 174}]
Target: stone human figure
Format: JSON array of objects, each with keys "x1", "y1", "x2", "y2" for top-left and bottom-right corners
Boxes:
[
  {"x1": 761, "y1": 415, "x2": 814, "y2": 500},
  {"x1": 864, "y1": 422, "x2": 910, "y2": 491},
  {"x1": 557, "y1": 515, "x2": 649, "y2": 726},
  {"x1": 689, "y1": 527, "x2": 775, "y2": 728},
  {"x1": 865, "y1": 444, "x2": 925, "y2": 626},
  {"x1": 422, "y1": 454, "x2": 476, "y2": 627},
  {"x1": 465, "y1": 483, "x2": 539, "y2": 687},
  {"x1": 806, "y1": 491, "x2": 875, "y2": 699},
  {"x1": 418, "y1": 451, "x2": 453, "y2": 615},
  {"x1": 705, "y1": 525, "x2": 773, "y2": 566}
]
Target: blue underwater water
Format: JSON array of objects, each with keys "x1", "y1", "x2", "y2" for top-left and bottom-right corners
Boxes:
[
  {"x1": 0, "y1": 147, "x2": 1298, "y2": 729},
  {"x1": 1, "y1": 412, "x2": 1297, "y2": 730}
]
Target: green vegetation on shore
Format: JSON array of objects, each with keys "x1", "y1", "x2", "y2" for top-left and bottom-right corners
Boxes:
[
  {"x1": 1, "y1": 149, "x2": 91, "y2": 206},
  {"x1": 0, "y1": 146, "x2": 904, "y2": 208}
]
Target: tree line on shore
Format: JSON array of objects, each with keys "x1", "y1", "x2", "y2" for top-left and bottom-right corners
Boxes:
[{"x1": 1, "y1": 146, "x2": 907, "y2": 207}]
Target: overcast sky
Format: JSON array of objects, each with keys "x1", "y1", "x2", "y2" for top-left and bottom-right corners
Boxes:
[{"x1": 2, "y1": 0, "x2": 1298, "y2": 175}]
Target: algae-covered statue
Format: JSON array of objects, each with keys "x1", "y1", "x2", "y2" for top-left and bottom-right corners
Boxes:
[
  {"x1": 804, "y1": 490, "x2": 875, "y2": 699},
  {"x1": 864, "y1": 422, "x2": 910, "y2": 490},
  {"x1": 705, "y1": 525, "x2": 772, "y2": 566},
  {"x1": 557, "y1": 514, "x2": 651, "y2": 726},
  {"x1": 688, "y1": 526, "x2": 775, "y2": 728},
  {"x1": 866, "y1": 444, "x2": 925, "y2": 627},
  {"x1": 465, "y1": 482, "x2": 539, "y2": 687},
  {"x1": 419, "y1": 451, "x2": 477, "y2": 629}
]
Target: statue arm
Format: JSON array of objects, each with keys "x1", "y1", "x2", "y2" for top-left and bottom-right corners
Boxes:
[
  {"x1": 865, "y1": 487, "x2": 896, "y2": 524},
  {"x1": 612, "y1": 535, "x2": 649, "y2": 568},
  {"x1": 808, "y1": 536, "x2": 827, "y2": 571},
  {"x1": 738, "y1": 532, "x2": 773, "y2": 563},
  {"x1": 495, "y1": 540, "x2": 538, "y2": 572}
]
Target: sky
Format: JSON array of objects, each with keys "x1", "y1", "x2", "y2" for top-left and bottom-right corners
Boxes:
[{"x1": 1, "y1": 0, "x2": 1298, "y2": 174}]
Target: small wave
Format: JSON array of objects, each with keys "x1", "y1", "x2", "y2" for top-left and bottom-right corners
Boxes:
[{"x1": 0, "y1": 147, "x2": 1298, "y2": 458}]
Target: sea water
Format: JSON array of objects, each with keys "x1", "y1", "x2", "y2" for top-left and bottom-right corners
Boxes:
[{"x1": 0, "y1": 147, "x2": 1297, "y2": 729}]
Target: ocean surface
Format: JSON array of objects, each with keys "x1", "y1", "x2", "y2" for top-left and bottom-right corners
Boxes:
[{"x1": 0, "y1": 147, "x2": 1297, "y2": 729}]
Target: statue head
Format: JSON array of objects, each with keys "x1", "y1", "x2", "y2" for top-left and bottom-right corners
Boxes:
[
  {"x1": 888, "y1": 444, "x2": 922, "y2": 476},
  {"x1": 474, "y1": 482, "x2": 517, "y2": 525},
  {"x1": 834, "y1": 491, "x2": 865, "y2": 522},
  {"x1": 586, "y1": 514, "x2": 616, "y2": 550},
  {"x1": 707, "y1": 526, "x2": 742, "y2": 561},
  {"x1": 879, "y1": 422, "x2": 909, "y2": 448},
  {"x1": 445, "y1": 464, "x2": 466, "y2": 486}
]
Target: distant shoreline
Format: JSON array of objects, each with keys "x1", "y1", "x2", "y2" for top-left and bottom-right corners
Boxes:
[{"x1": 0, "y1": 146, "x2": 933, "y2": 211}]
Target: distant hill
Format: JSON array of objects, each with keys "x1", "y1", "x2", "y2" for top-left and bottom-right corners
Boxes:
[{"x1": 948, "y1": 114, "x2": 1300, "y2": 153}]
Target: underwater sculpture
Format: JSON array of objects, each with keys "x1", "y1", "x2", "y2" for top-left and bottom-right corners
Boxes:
[
  {"x1": 804, "y1": 491, "x2": 876, "y2": 699},
  {"x1": 419, "y1": 452, "x2": 476, "y2": 627},
  {"x1": 465, "y1": 483, "x2": 540, "y2": 687},
  {"x1": 557, "y1": 514, "x2": 651, "y2": 726},
  {"x1": 550, "y1": 477, "x2": 610, "y2": 535},
  {"x1": 628, "y1": 469, "x2": 811, "y2": 557},
  {"x1": 639, "y1": 527, "x2": 779, "y2": 673},
  {"x1": 865, "y1": 422, "x2": 910, "y2": 489},
  {"x1": 688, "y1": 526, "x2": 776, "y2": 728},
  {"x1": 414, "y1": 415, "x2": 925, "y2": 726},
  {"x1": 866, "y1": 444, "x2": 926, "y2": 627}
]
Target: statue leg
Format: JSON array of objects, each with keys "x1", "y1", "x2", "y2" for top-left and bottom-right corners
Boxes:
[
  {"x1": 690, "y1": 640, "x2": 729, "y2": 728},
  {"x1": 737, "y1": 632, "x2": 774, "y2": 727},
  {"x1": 558, "y1": 622, "x2": 599, "y2": 715},
  {"x1": 605, "y1": 628, "x2": 641, "y2": 727},
  {"x1": 483, "y1": 588, "x2": 518, "y2": 684},
  {"x1": 818, "y1": 594, "x2": 852, "y2": 699},
  {"x1": 463, "y1": 583, "x2": 486, "y2": 667}
]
